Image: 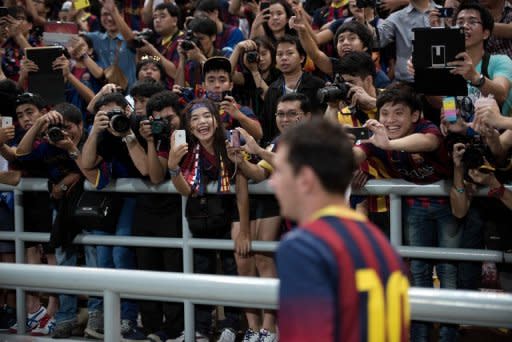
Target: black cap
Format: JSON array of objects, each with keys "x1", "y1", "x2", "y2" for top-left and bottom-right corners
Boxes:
[{"x1": 202, "y1": 56, "x2": 232, "y2": 77}]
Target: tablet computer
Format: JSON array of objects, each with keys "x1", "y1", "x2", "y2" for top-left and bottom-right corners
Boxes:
[
  {"x1": 412, "y1": 27, "x2": 467, "y2": 96},
  {"x1": 25, "y1": 46, "x2": 66, "y2": 104}
]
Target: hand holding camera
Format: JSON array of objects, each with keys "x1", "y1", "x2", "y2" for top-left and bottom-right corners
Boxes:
[{"x1": 220, "y1": 94, "x2": 242, "y2": 120}]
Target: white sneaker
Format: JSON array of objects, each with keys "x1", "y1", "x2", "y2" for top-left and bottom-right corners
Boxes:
[
  {"x1": 259, "y1": 328, "x2": 277, "y2": 342},
  {"x1": 30, "y1": 314, "x2": 56, "y2": 336},
  {"x1": 242, "y1": 328, "x2": 260, "y2": 342},
  {"x1": 217, "y1": 328, "x2": 236, "y2": 342},
  {"x1": 8, "y1": 306, "x2": 47, "y2": 333}
]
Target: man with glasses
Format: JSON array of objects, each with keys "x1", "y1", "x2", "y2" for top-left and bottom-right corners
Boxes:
[{"x1": 447, "y1": 2, "x2": 512, "y2": 117}]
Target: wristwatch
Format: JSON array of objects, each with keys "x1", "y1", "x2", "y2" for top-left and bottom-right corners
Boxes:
[
  {"x1": 69, "y1": 151, "x2": 79, "y2": 160},
  {"x1": 169, "y1": 167, "x2": 181, "y2": 178},
  {"x1": 470, "y1": 74, "x2": 485, "y2": 88},
  {"x1": 122, "y1": 133, "x2": 137, "y2": 144}
]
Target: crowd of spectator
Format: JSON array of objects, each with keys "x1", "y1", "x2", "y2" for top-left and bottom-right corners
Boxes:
[{"x1": 0, "y1": 0, "x2": 511, "y2": 340}]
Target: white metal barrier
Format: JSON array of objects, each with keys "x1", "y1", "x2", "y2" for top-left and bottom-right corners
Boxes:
[{"x1": 0, "y1": 178, "x2": 511, "y2": 340}]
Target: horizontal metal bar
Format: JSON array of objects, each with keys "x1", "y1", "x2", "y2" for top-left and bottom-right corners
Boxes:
[
  {"x1": 397, "y1": 246, "x2": 505, "y2": 262},
  {"x1": 1, "y1": 264, "x2": 511, "y2": 328},
  {"x1": 0, "y1": 232, "x2": 505, "y2": 262},
  {"x1": 409, "y1": 287, "x2": 512, "y2": 328},
  {"x1": 1, "y1": 178, "x2": 510, "y2": 196}
]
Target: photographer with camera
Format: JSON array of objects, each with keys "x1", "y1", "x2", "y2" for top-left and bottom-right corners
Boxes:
[
  {"x1": 14, "y1": 103, "x2": 107, "y2": 338},
  {"x1": 322, "y1": 52, "x2": 378, "y2": 125},
  {"x1": 229, "y1": 38, "x2": 281, "y2": 121},
  {"x1": 450, "y1": 128, "x2": 512, "y2": 292},
  {"x1": 131, "y1": 90, "x2": 184, "y2": 341},
  {"x1": 134, "y1": 3, "x2": 185, "y2": 89},
  {"x1": 81, "y1": 92, "x2": 148, "y2": 340},
  {"x1": 174, "y1": 17, "x2": 220, "y2": 89},
  {"x1": 352, "y1": 84, "x2": 460, "y2": 342}
]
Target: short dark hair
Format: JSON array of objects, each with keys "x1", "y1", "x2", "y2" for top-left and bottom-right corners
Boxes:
[
  {"x1": 16, "y1": 92, "x2": 46, "y2": 110},
  {"x1": 146, "y1": 90, "x2": 181, "y2": 118},
  {"x1": 334, "y1": 21, "x2": 373, "y2": 53},
  {"x1": 455, "y1": 2, "x2": 494, "y2": 46},
  {"x1": 336, "y1": 51, "x2": 376, "y2": 80},
  {"x1": 278, "y1": 93, "x2": 312, "y2": 114},
  {"x1": 276, "y1": 34, "x2": 306, "y2": 58},
  {"x1": 93, "y1": 92, "x2": 128, "y2": 114},
  {"x1": 0, "y1": 79, "x2": 22, "y2": 117},
  {"x1": 154, "y1": 2, "x2": 180, "y2": 17},
  {"x1": 196, "y1": 0, "x2": 219, "y2": 13},
  {"x1": 280, "y1": 118, "x2": 355, "y2": 194},
  {"x1": 53, "y1": 103, "x2": 82, "y2": 125},
  {"x1": 376, "y1": 83, "x2": 422, "y2": 117},
  {"x1": 136, "y1": 57, "x2": 166, "y2": 81},
  {"x1": 189, "y1": 17, "x2": 217, "y2": 36},
  {"x1": 129, "y1": 79, "x2": 166, "y2": 98}
]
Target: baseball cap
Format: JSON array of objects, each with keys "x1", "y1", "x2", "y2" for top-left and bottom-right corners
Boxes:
[{"x1": 202, "y1": 56, "x2": 232, "y2": 77}]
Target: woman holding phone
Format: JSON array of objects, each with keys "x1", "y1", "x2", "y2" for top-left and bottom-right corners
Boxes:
[{"x1": 167, "y1": 98, "x2": 250, "y2": 342}]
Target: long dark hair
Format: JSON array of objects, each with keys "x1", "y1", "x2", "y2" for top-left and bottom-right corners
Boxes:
[
  {"x1": 182, "y1": 98, "x2": 233, "y2": 173},
  {"x1": 262, "y1": 0, "x2": 296, "y2": 43}
]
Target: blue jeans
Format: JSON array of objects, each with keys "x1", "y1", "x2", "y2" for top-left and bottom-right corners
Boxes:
[
  {"x1": 54, "y1": 232, "x2": 102, "y2": 323},
  {"x1": 404, "y1": 201, "x2": 462, "y2": 342},
  {"x1": 92, "y1": 197, "x2": 138, "y2": 322}
]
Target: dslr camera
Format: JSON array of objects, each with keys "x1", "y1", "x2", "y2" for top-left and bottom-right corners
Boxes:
[
  {"x1": 107, "y1": 109, "x2": 131, "y2": 134},
  {"x1": 317, "y1": 75, "x2": 351, "y2": 104},
  {"x1": 150, "y1": 117, "x2": 170, "y2": 140},
  {"x1": 356, "y1": 0, "x2": 379, "y2": 8},
  {"x1": 181, "y1": 30, "x2": 201, "y2": 51},
  {"x1": 47, "y1": 124, "x2": 65, "y2": 143},
  {"x1": 133, "y1": 29, "x2": 155, "y2": 48},
  {"x1": 245, "y1": 50, "x2": 259, "y2": 64}
]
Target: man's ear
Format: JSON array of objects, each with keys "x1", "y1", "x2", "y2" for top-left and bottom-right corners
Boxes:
[
  {"x1": 411, "y1": 110, "x2": 421, "y2": 123},
  {"x1": 483, "y1": 29, "x2": 490, "y2": 41},
  {"x1": 296, "y1": 165, "x2": 318, "y2": 194}
]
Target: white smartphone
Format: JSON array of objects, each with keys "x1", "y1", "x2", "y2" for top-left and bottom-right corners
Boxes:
[
  {"x1": 1, "y1": 117, "x2": 12, "y2": 128},
  {"x1": 174, "y1": 129, "x2": 187, "y2": 146}
]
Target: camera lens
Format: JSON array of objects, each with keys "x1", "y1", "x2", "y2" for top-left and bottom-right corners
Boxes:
[
  {"x1": 47, "y1": 126, "x2": 65, "y2": 142},
  {"x1": 110, "y1": 115, "x2": 131, "y2": 133}
]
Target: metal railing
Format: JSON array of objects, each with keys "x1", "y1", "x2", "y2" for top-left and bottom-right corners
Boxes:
[{"x1": 0, "y1": 178, "x2": 511, "y2": 340}]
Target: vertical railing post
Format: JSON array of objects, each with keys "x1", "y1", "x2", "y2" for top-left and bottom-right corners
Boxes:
[
  {"x1": 389, "y1": 194, "x2": 402, "y2": 246},
  {"x1": 103, "y1": 289, "x2": 120, "y2": 341},
  {"x1": 14, "y1": 188, "x2": 26, "y2": 334},
  {"x1": 181, "y1": 196, "x2": 195, "y2": 341}
]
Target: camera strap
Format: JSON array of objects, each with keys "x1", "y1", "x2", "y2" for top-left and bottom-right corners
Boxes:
[{"x1": 481, "y1": 52, "x2": 490, "y2": 79}]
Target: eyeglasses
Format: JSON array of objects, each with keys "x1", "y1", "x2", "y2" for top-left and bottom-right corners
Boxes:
[
  {"x1": 275, "y1": 111, "x2": 303, "y2": 119},
  {"x1": 140, "y1": 55, "x2": 161, "y2": 63},
  {"x1": 455, "y1": 19, "x2": 482, "y2": 27}
]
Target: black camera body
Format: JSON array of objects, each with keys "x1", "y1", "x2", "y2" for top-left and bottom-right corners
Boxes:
[
  {"x1": 356, "y1": 0, "x2": 378, "y2": 8},
  {"x1": 246, "y1": 50, "x2": 259, "y2": 64},
  {"x1": 107, "y1": 109, "x2": 131, "y2": 134},
  {"x1": 181, "y1": 30, "x2": 200, "y2": 51},
  {"x1": 133, "y1": 29, "x2": 155, "y2": 48},
  {"x1": 317, "y1": 75, "x2": 351, "y2": 104},
  {"x1": 150, "y1": 117, "x2": 170, "y2": 139},
  {"x1": 47, "y1": 124, "x2": 65, "y2": 143},
  {"x1": 438, "y1": 7, "x2": 454, "y2": 18}
]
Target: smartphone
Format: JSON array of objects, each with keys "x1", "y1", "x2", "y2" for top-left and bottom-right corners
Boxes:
[
  {"x1": 0, "y1": 7, "x2": 7, "y2": 17},
  {"x1": 222, "y1": 90, "x2": 232, "y2": 100},
  {"x1": 174, "y1": 129, "x2": 187, "y2": 146},
  {"x1": 346, "y1": 127, "x2": 370, "y2": 140},
  {"x1": 230, "y1": 129, "x2": 240, "y2": 148},
  {"x1": 1, "y1": 116, "x2": 12, "y2": 128},
  {"x1": 443, "y1": 96, "x2": 457, "y2": 123},
  {"x1": 438, "y1": 7, "x2": 454, "y2": 18},
  {"x1": 260, "y1": 1, "x2": 270, "y2": 11}
]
